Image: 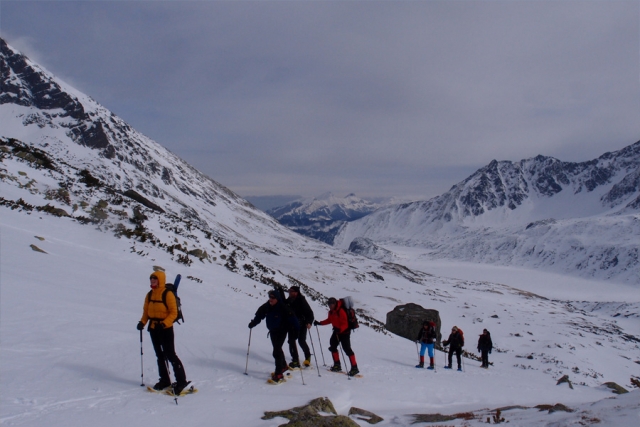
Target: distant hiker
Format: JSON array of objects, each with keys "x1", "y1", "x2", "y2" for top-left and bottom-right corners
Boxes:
[
  {"x1": 314, "y1": 297, "x2": 359, "y2": 376},
  {"x1": 477, "y1": 328, "x2": 493, "y2": 368},
  {"x1": 286, "y1": 286, "x2": 315, "y2": 368},
  {"x1": 137, "y1": 270, "x2": 189, "y2": 394},
  {"x1": 416, "y1": 320, "x2": 437, "y2": 369},
  {"x1": 248, "y1": 290, "x2": 299, "y2": 383},
  {"x1": 442, "y1": 326, "x2": 464, "y2": 371}
]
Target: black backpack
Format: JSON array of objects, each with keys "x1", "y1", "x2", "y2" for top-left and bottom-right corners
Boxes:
[
  {"x1": 340, "y1": 296, "x2": 359, "y2": 331},
  {"x1": 147, "y1": 274, "x2": 184, "y2": 324}
]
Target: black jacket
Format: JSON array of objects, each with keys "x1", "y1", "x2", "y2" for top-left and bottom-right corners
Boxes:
[
  {"x1": 416, "y1": 325, "x2": 437, "y2": 344},
  {"x1": 477, "y1": 332, "x2": 493, "y2": 352},
  {"x1": 443, "y1": 331, "x2": 464, "y2": 350},
  {"x1": 287, "y1": 294, "x2": 314, "y2": 326},
  {"x1": 250, "y1": 300, "x2": 299, "y2": 332}
]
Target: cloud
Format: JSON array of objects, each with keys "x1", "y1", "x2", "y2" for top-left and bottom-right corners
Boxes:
[{"x1": 2, "y1": 0, "x2": 639, "y2": 199}]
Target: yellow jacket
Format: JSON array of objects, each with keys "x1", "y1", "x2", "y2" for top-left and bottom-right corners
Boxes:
[{"x1": 139, "y1": 271, "x2": 178, "y2": 329}]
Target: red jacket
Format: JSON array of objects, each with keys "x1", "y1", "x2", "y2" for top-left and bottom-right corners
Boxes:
[{"x1": 318, "y1": 299, "x2": 349, "y2": 334}]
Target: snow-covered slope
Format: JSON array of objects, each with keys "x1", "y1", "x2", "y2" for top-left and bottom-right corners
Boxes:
[
  {"x1": 266, "y1": 193, "x2": 384, "y2": 244},
  {"x1": 0, "y1": 37, "x2": 305, "y2": 254},
  {"x1": 2, "y1": 37, "x2": 639, "y2": 426},
  {"x1": 334, "y1": 142, "x2": 640, "y2": 283},
  {"x1": 2, "y1": 207, "x2": 639, "y2": 426}
]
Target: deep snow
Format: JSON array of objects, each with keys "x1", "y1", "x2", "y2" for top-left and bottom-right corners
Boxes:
[{"x1": 1, "y1": 208, "x2": 638, "y2": 427}]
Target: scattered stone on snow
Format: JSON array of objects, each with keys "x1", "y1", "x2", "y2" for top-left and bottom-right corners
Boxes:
[
  {"x1": 34, "y1": 236, "x2": 45, "y2": 241},
  {"x1": 602, "y1": 382, "x2": 628, "y2": 394},
  {"x1": 30, "y1": 244, "x2": 47, "y2": 254},
  {"x1": 261, "y1": 397, "x2": 360, "y2": 427},
  {"x1": 556, "y1": 374, "x2": 574, "y2": 389},
  {"x1": 348, "y1": 407, "x2": 383, "y2": 424}
]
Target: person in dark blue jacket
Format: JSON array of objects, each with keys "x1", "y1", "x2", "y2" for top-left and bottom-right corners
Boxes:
[{"x1": 249, "y1": 290, "x2": 299, "y2": 383}]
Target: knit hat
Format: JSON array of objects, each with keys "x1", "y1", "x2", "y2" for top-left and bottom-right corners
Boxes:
[
  {"x1": 268, "y1": 290, "x2": 278, "y2": 299},
  {"x1": 327, "y1": 297, "x2": 337, "y2": 306},
  {"x1": 288, "y1": 286, "x2": 300, "y2": 293}
]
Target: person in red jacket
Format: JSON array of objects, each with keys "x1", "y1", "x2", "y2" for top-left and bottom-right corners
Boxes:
[{"x1": 314, "y1": 297, "x2": 359, "y2": 376}]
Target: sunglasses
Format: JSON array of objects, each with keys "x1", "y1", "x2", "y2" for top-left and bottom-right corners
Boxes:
[
  {"x1": 268, "y1": 296, "x2": 277, "y2": 300},
  {"x1": 150, "y1": 276, "x2": 158, "y2": 280}
]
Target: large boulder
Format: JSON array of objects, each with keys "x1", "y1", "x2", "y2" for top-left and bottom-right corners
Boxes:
[{"x1": 385, "y1": 303, "x2": 441, "y2": 343}]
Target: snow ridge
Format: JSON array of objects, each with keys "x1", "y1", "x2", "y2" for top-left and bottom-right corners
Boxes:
[{"x1": 334, "y1": 141, "x2": 640, "y2": 283}]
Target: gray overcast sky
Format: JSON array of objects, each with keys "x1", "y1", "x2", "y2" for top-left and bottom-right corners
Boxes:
[{"x1": 2, "y1": 1, "x2": 639, "y2": 201}]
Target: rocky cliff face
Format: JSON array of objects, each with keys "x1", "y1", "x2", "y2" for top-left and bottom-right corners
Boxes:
[{"x1": 334, "y1": 141, "x2": 640, "y2": 283}]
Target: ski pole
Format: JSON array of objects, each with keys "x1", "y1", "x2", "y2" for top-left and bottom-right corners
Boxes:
[
  {"x1": 244, "y1": 328, "x2": 252, "y2": 375},
  {"x1": 336, "y1": 333, "x2": 350, "y2": 381},
  {"x1": 294, "y1": 341, "x2": 306, "y2": 385},
  {"x1": 315, "y1": 325, "x2": 326, "y2": 366},
  {"x1": 308, "y1": 329, "x2": 321, "y2": 376},
  {"x1": 140, "y1": 330, "x2": 145, "y2": 386}
]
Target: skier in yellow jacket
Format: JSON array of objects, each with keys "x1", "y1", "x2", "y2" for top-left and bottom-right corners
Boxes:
[{"x1": 137, "y1": 270, "x2": 189, "y2": 393}]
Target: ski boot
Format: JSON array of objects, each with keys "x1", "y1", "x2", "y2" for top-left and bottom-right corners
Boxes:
[
  {"x1": 172, "y1": 380, "x2": 191, "y2": 395},
  {"x1": 153, "y1": 379, "x2": 171, "y2": 391},
  {"x1": 288, "y1": 360, "x2": 301, "y2": 369}
]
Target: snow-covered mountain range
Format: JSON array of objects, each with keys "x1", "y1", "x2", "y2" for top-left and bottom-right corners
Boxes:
[
  {"x1": 266, "y1": 192, "x2": 385, "y2": 244},
  {"x1": 334, "y1": 142, "x2": 640, "y2": 283},
  {"x1": 2, "y1": 38, "x2": 639, "y2": 426}
]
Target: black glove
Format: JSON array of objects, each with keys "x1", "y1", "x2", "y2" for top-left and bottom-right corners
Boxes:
[
  {"x1": 156, "y1": 322, "x2": 165, "y2": 330},
  {"x1": 248, "y1": 320, "x2": 257, "y2": 329},
  {"x1": 313, "y1": 320, "x2": 320, "y2": 326},
  {"x1": 443, "y1": 340, "x2": 449, "y2": 346},
  {"x1": 136, "y1": 321, "x2": 144, "y2": 331}
]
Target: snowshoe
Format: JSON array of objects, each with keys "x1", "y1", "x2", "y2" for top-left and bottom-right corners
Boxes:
[
  {"x1": 347, "y1": 366, "x2": 360, "y2": 377},
  {"x1": 330, "y1": 364, "x2": 342, "y2": 372},
  {"x1": 288, "y1": 361, "x2": 301, "y2": 369},
  {"x1": 172, "y1": 380, "x2": 191, "y2": 396}
]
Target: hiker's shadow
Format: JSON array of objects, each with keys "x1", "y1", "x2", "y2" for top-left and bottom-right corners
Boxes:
[{"x1": 57, "y1": 362, "x2": 139, "y2": 387}]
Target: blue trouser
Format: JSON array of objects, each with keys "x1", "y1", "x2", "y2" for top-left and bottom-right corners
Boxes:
[{"x1": 420, "y1": 343, "x2": 434, "y2": 358}]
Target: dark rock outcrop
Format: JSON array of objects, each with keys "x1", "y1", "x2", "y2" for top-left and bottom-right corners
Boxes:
[{"x1": 385, "y1": 303, "x2": 441, "y2": 342}]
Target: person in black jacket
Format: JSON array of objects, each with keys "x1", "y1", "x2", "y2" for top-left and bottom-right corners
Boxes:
[
  {"x1": 249, "y1": 290, "x2": 299, "y2": 383},
  {"x1": 477, "y1": 328, "x2": 493, "y2": 368},
  {"x1": 286, "y1": 286, "x2": 314, "y2": 368},
  {"x1": 415, "y1": 320, "x2": 437, "y2": 369},
  {"x1": 442, "y1": 326, "x2": 464, "y2": 371}
]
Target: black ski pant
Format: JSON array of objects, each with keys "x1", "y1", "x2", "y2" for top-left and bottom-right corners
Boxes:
[
  {"x1": 288, "y1": 325, "x2": 311, "y2": 362},
  {"x1": 149, "y1": 326, "x2": 186, "y2": 384},
  {"x1": 448, "y1": 346, "x2": 462, "y2": 368},
  {"x1": 481, "y1": 349, "x2": 490, "y2": 367},
  {"x1": 329, "y1": 330, "x2": 354, "y2": 357},
  {"x1": 269, "y1": 329, "x2": 288, "y2": 375}
]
